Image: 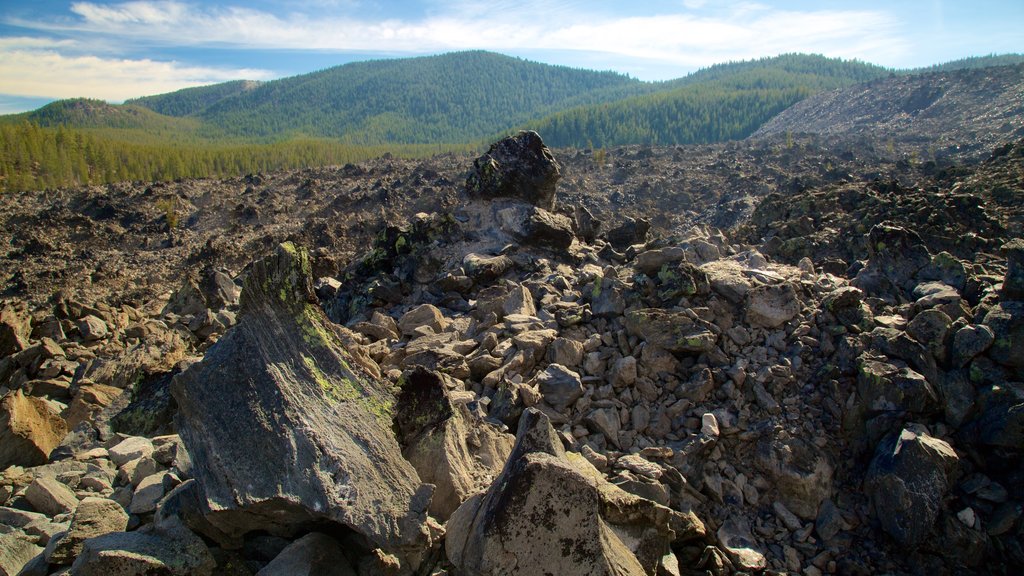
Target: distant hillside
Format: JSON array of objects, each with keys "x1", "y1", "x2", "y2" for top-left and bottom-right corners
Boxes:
[
  {"x1": 528, "y1": 54, "x2": 891, "y2": 147},
  {"x1": 751, "y1": 63, "x2": 1024, "y2": 159},
  {"x1": 125, "y1": 80, "x2": 262, "y2": 117}
]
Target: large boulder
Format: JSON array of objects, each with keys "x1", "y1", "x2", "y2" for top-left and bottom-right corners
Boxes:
[
  {"x1": 172, "y1": 243, "x2": 434, "y2": 562},
  {"x1": 46, "y1": 497, "x2": 130, "y2": 565},
  {"x1": 69, "y1": 517, "x2": 215, "y2": 576},
  {"x1": 446, "y1": 408, "x2": 679, "y2": 576},
  {"x1": 852, "y1": 223, "x2": 932, "y2": 299},
  {"x1": 0, "y1": 390, "x2": 67, "y2": 469},
  {"x1": 392, "y1": 367, "x2": 514, "y2": 521},
  {"x1": 256, "y1": 532, "x2": 356, "y2": 576},
  {"x1": 983, "y1": 301, "x2": 1024, "y2": 374},
  {"x1": 465, "y1": 130, "x2": 561, "y2": 210},
  {"x1": 865, "y1": 426, "x2": 960, "y2": 547},
  {"x1": 625, "y1": 309, "x2": 718, "y2": 354},
  {"x1": 746, "y1": 283, "x2": 801, "y2": 328},
  {"x1": 1001, "y1": 238, "x2": 1024, "y2": 300},
  {"x1": 0, "y1": 533, "x2": 42, "y2": 576}
]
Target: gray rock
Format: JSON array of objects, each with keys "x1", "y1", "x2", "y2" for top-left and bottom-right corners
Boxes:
[
  {"x1": 523, "y1": 207, "x2": 576, "y2": 251},
  {"x1": 865, "y1": 426, "x2": 960, "y2": 547},
  {"x1": 0, "y1": 532, "x2": 42, "y2": 576},
  {"x1": 852, "y1": 223, "x2": 932, "y2": 298},
  {"x1": 610, "y1": 355, "x2": 637, "y2": 388},
  {"x1": 548, "y1": 337, "x2": 584, "y2": 368},
  {"x1": 462, "y1": 253, "x2": 513, "y2": 284},
  {"x1": 717, "y1": 517, "x2": 766, "y2": 572},
  {"x1": 256, "y1": 532, "x2": 355, "y2": 576},
  {"x1": 172, "y1": 243, "x2": 433, "y2": 560},
  {"x1": 465, "y1": 130, "x2": 561, "y2": 210},
  {"x1": 586, "y1": 407, "x2": 622, "y2": 448},
  {"x1": 393, "y1": 368, "x2": 513, "y2": 521},
  {"x1": 857, "y1": 355, "x2": 940, "y2": 417},
  {"x1": 70, "y1": 517, "x2": 215, "y2": 576},
  {"x1": 78, "y1": 315, "x2": 109, "y2": 341},
  {"x1": 397, "y1": 303, "x2": 447, "y2": 337},
  {"x1": 746, "y1": 283, "x2": 800, "y2": 328},
  {"x1": 536, "y1": 364, "x2": 584, "y2": 412},
  {"x1": 129, "y1": 472, "x2": 170, "y2": 514},
  {"x1": 446, "y1": 408, "x2": 678, "y2": 576},
  {"x1": 635, "y1": 247, "x2": 686, "y2": 275},
  {"x1": 982, "y1": 301, "x2": 1024, "y2": 373},
  {"x1": 475, "y1": 282, "x2": 536, "y2": 321},
  {"x1": 107, "y1": 436, "x2": 154, "y2": 468},
  {"x1": 951, "y1": 324, "x2": 995, "y2": 368},
  {"x1": 25, "y1": 477, "x2": 78, "y2": 517},
  {"x1": 624, "y1": 309, "x2": 717, "y2": 354},
  {"x1": 756, "y1": 434, "x2": 833, "y2": 520},
  {"x1": 1001, "y1": 238, "x2": 1024, "y2": 300},
  {"x1": 46, "y1": 496, "x2": 129, "y2": 565}
]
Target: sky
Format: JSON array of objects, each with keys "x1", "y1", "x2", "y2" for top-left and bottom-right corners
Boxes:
[{"x1": 0, "y1": 0, "x2": 1021, "y2": 114}]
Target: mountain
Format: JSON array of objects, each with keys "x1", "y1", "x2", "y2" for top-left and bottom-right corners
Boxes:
[
  {"x1": 125, "y1": 80, "x2": 262, "y2": 117},
  {"x1": 751, "y1": 63, "x2": 1024, "y2": 159}
]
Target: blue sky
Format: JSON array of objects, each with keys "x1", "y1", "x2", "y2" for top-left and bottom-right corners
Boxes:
[{"x1": 0, "y1": 0, "x2": 1021, "y2": 113}]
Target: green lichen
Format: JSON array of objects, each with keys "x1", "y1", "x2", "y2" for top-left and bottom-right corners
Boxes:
[
  {"x1": 302, "y1": 354, "x2": 358, "y2": 404},
  {"x1": 591, "y1": 276, "x2": 603, "y2": 300}
]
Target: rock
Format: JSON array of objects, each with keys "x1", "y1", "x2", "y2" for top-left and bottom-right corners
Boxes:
[
  {"x1": 78, "y1": 315, "x2": 109, "y2": 341},
  {"x1": 856, "y1": 355, "x2": 940, "y2": 418},
  {"x1": 912, "y1": 281, "x2": 968, "y2": 320},
  {"x1": 635, "y1": 247, "x2": 686, "y2": 275},
  {"x1": 70, "y1": 517, "x2": 215, "y2": 576},
  {"x1": 950, "y1": 324, "x2": 995, "y2": 368},
  {"x1": 548, "y1": 337, "x2": 584, "y2": 368},
  {"x1": 446, "y1": 408, "x2": 675, "y2": 576},
  {"x1": 65, "y1": 381, "x2": 123, "y2": 429},
  {"x1": 524, "y1": 207, "x2": 576, "y2": 251},
  {"x1": 865, "y1": 426, "x2": 960, "y2": 547},
  {"x1": 0, "y1": 304, "x2": 31, "y2": 358},
  {"x1": 625, "y1": 309, "x2": 717, "y2": 354},
  {"x1": 200, "y1": 268, "x2": 241, "y2": 310},
  {"x1": 256, "y1": 532, "x2": 356, "y2": 576},
  {"x1": 536, "y1": 364, "x2": 584, "y2": 412},
  {"x1": 756, "y1": 435, "x2": 833, "y2": 520},
  {"x1": 0, "y1": 390, "x2": 67, "y2": 469},
  {"x1": 162, "y1": 277, "x2": 208, "y2": 317},
  {"x1": 1001, "y1": 238, "x2": 1024, "y2": 300},
  {"x1": 606, "y1": 217, "x2": 650, "y2": 250},
  {"x1": 475, "y1": 282, "x2": 536, "y2": 320},
  {"x1": 852, "y1": 223, "x2": 932, "y2": 298},
  {"x1": 982, "y1": 301, "x2": 1024, "y2": 373},
  {"x1": 647, "y1": 262, "x2": 710, "y2": 306},
  {"x1": 129, "y1": 472, "x2": 170, "y2": 514},
  {"x1": 746, "y1": 283, "x2": 800, "y2": 328},
  {"x1": 26, "y1": 477, "x2": 78, "y2": 517},
  {"x1": 393, "y1": 367, "x2": 513, "y2": 521},
  {"x1": 465, "y1": 130, "x2": 561, "y2": 210},
  {"x1": 462, "y1": 253, "x2": 513, "y2": 284},
  {"x1": 46, "y1": 497, "x2": 129, "y2": 565},
  {"x1": 172, "y1": 243, "x2": 432, "y2": 560},
  {"x1": 586, "y1": 407, "x2": 622, "y2": 448},
  {"x1": 0, "y1": 532, "x2": 42, "y2": 576},
  {"x1": 574, "y1": 204, "x2": 601, "y2": 243},
  {"x1": 398, "y1": 303, "x2": 447, "y2": 337},
  {"x1": 717, "y1": 517, "x2": 766, "y2": 572},
  {"x1": 610, "y1": 356, "x2": 637, "y2": 388},
  {"x1": 107, "y1": 436, "x2": 155, "y2": 467}
]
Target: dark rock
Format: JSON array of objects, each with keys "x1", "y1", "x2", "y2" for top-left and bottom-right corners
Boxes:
[
  {"x1": 625, "y1": 309, "x2": 717, "y2": 354},
  {"x1": 446, "y1": 408, "x2": 677, "y2": 575},
  {"x1": 524, "y1": 207, "x2": 576, "y2": 251},
  {"x1": 606, "y1": 217, "x2": 651, "y2": 250},
  {"x1": 172, "y1": 243, "x2": 434, "y2": 561},
  {"x1": 950, "y1": 324, "x2": 995, "y2": 368},
  {"x1": 462, "y1": 253, "x2": 513, "y2": 284},
  {"x1": 535, "y1": 364, "x2": 584, "y2": 412},
  {"x1": 70, "y1": 517, "x2": 215, "y2": 576},
  {"x1": 756, "y1": 434, "x2": 834, "y2": 520},
  {"x1": 1002, "y1": 238, "x2": 1024, "y2": 300},
  {"x1": 852, "y1": 223, "x2": 931, "y2": 299},
  {"x1": 0, "y1": 304, "x2": 31, "y2": 358},
  {"x1": 256, "y1": 532, "x2": 355, "y2": 576},
  {"x1": 393, "y1": 367, "x2": 513, "y2": 521},
  {"x1": 466, "y1": 130, "x2": 561, "y2": 210},
  {"x1": 573, "y1": 204, "x2": 601, "y2": 243},
  {"x1": 983, "y1": 301, "x2": 1024, "y2": 374},
  {"x1": 865, "y1": 425, "x2": 960, "y2": 547}
]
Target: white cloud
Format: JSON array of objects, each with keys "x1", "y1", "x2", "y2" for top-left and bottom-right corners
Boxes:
[{"x1": 0, "y1": 48, "x2": 273, "y2": 101}]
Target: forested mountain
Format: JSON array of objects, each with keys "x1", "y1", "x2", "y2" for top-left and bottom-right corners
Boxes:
[
  {"x1": 2, "y1": 50, "x2": 1022, "y2": 192},
  {"x1": 125, "y1": 80, "x2": 262, "y2": 118}
]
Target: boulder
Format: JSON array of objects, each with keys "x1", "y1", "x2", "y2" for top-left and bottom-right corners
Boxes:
[
  {"x1": 25, "y1": 476, "x2": 78, "y2": 517},
  {"x1": 606, "y1": 217, "x2": 650, "y2": 250},
  {"x1": 462, "y1": 253, "x2": 513, "y2": 284},
  {"x1": 625, "y1": 309, "x2": 717, "y2": 354},
  {"x1": 465, "y1": 130, "x2": 561, "y2": 210},
  {"x1": 535, "y1": 364, "x2": 585, "y2": 412},
  {"x1": 78, "y1": 315, "x2": 109, "y2": 341},
  {"x1": 398, "y1": 303, "x2": 447, "y2": 337},
  {"x1": 865, "y1": 426, "x2": 960, "y2": 547},
  {"x1": 446, "y1": 408, "x2": 677, "y2": 576},
  {"x1": 172, "y1": 243, "x2": 433, "y2": 560},
  {"x1": 70, "y1": 517, "x2": 215, "y2": 576},
  {"x1": 1001, "y1": 238, "x2": 1024, "y2": 300},
  {"x1": 983, "y1": 301, "x2": 1024, "y2": 373},
  {"x1": 756, "y1": 434, "x2": 834, "y2": 520},
  {"x1": 0, "y1": 532, "x2": 42, "y2": 576},
  {"x1": 0, "y1": 390, "x2": 67, "y2": 469},
  {"x1": 392, "y1": 367, "x2": 513, "y2": 521},
  {"x1": 256, "y1": 532, "x2": 356, "y2": 576},
  {"x1": 746, "y1": 283, "x2": 800, "y2": 328},
  {"x1": 46, "y1": 497, "x2": 129, "y2": 565},
  {"x1": 852, "y1": 223, "x2": 932, "y2": 298},
  {"x1": 475, "y1": 282, "x2": 536, "y2": 321},
  {"x1": 0, "y1": 304, "x2": 31, "y2": 358}
]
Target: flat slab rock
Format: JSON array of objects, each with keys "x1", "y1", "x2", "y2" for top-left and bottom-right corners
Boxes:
[{"x1": 172, "y1": 243, "x2": 433, "y2": 560}]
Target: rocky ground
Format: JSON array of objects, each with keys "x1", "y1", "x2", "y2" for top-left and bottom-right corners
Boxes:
[{"x1": 0, "y1": 125, "x2": 1022, "y2": 576}]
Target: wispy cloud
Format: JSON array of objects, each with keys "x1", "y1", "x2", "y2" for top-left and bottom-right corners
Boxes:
[{"x1": 0, "y1": 45, "x2": 273, "y2": 101}]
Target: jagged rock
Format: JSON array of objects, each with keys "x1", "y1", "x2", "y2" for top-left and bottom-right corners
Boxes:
[
  {"x1": 0, "y1": 304, "x2": 31, "y2": 358},
  {"x1": 972, "y1": 384, "x2": 1024, "y2": 449},
  {"x1": 524, "y1": 208, "x2": 576, "y2": 251},
  {"x1": 535, "y1": 364, "x2": 584, "y2": 412},
  {"x1": 645, "y1": 262, "x2": 710, "y2": 306},
  {"x1": 475, "y1": 282, "x2": 536, "y2": 320},
  {"x1": 756, "y1": 434, "x2": 834, "y2": 520},
  {"x1": 717, "y1": 518, "x2": 766, "y2": 572},
  {"x1": 398, "y1": 303, "x2": 447, "y2": 337},
  {"x1": 951, "y1": 324, "x2": 995, "y2": 368},
  {"x1": 625, "y1": 309, "x2": 717, "y2": 354},
  {"x1": 0, "y1": 532, "x2": 42, "y2": 576},
  {"x1": 200, "y1": 268, "x2": 241, "y2": 310},
  {"x1": 1001, "y1": 238, "x2": 1024, "y2": 300},
  {"x1": 606, "y1": 217, "x2": 650, "y2": 250},
  {"x1": 256, "y1": 532, "x2": 356, "y2": 576},
  {"x1": 46, "y1": 497, "x2": 129, "y2": 565},
  {"x1": 462, "y1": 253, "x2": 513, "y2": 284},
  {"x1": 172, "y1": 243, "x2": 433, "y2": 560},
  {"x1": 465, "y1": 130, "x2": 561, "y2": 210},
  {"x1": 865, "y1": 425, "x2": 960, "y2": 547},
  {"x1": 913, "y1": 281, "x2": 968, "y2": 320},
  {"x1": 586, "y1": 407, "x2": 622, "y2": 448},
  {"x1": 982, "y1": 301, "x2": 1024, "y2": 373},
  {"x1": 0, "y1": 390, "x2": 67, "y2": 469},
  {"x1": 393, "y1": 367, "x2": 513, "y2": 521},
  {"x1": 163, "y1": 277, "x2": 208, "y2": 317},
  {"x1": 852, "y1": 223, "x2": 932, "y2": 298},
  {"x1": 548, "y1": 337, "x2": 584, "y2": 368},
  {"x1": 574, "y1": 204, "x2": 601, "y2": 243},
  {"x1": 70, "y1": 517, "x2": 215, "y2": 575},
  {"x1": 746, "y1": 283, "x2": 800, "y2": 328},
  {"x1": 856, "y1": 355, "x2": 940, "y2": 417},
  {"x1": 65, "y1": 381, "x2": 123, "y2": 429},
  {"x1": 446, "y1": 408, "x2": 676, "y2": 576},
  {"x1": 26, "y1": 476, "x2": 78, "y2": 517}
]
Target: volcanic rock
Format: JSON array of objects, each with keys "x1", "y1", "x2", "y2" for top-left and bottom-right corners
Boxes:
[
  {"x1": 172, "y1": 243, "x2": 433, "y2": 561},
  {"x1": 465, "y1": 130, "x2": 561, "y2": 210},
  {"x1": 0, "y1": 390, "x2": 67, "y2": 469}
]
